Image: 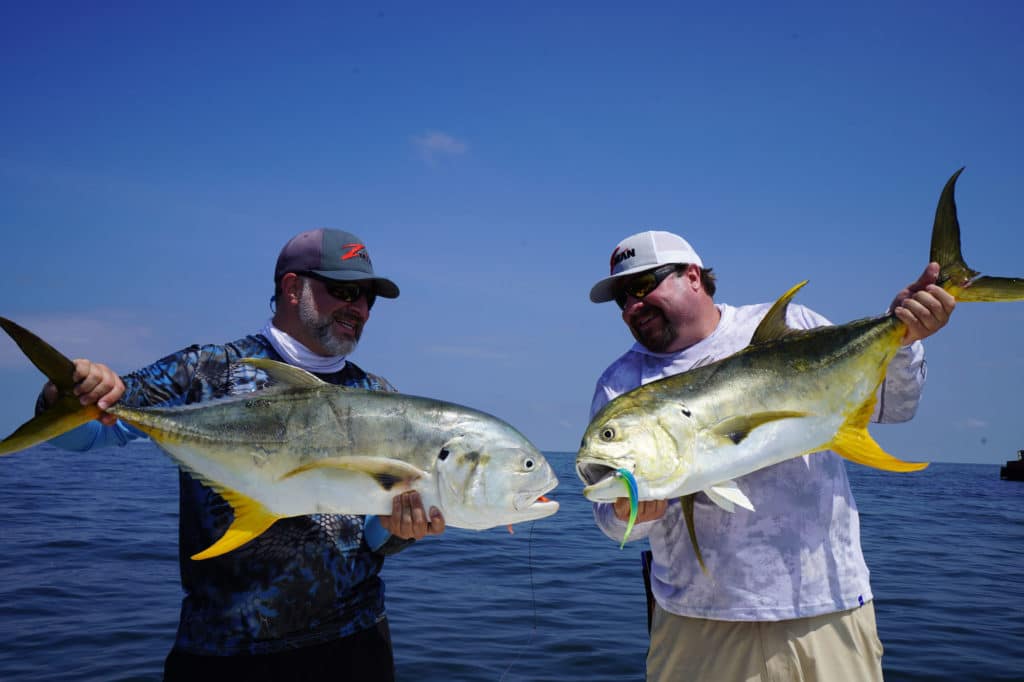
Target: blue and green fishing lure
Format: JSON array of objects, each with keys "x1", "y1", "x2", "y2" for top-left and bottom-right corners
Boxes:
[{"x1": 615, "y1": 468, "x2": 639, "y2": 549}]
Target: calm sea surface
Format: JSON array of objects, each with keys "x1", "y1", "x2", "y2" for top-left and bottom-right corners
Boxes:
[{"x1": 0, "y1": 443, "x2": 1021, "y2": 681}]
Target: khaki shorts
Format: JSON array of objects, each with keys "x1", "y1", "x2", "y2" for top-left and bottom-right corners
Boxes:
[{"x1": 647, "y1": 601, "x2": 884, "y2": 682}]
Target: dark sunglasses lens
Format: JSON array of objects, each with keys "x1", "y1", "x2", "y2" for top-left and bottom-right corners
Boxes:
[
  {"x1": 625, "y1": 271, "x2": 658, "y2": 298},
  {"x1": 325, "y1": 281, "x2": 375, "y2": 307},
  {"x1": 330, "y1": 283, "x2": 361, "y2": 301},
  {"x1": 616, "y1": 265, "x2": 678, "y2": 308}
]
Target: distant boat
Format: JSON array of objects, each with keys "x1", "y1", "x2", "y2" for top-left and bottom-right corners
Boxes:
[{"x1": 1000, "y1": 450, "x2": 1024, "y2": 481}]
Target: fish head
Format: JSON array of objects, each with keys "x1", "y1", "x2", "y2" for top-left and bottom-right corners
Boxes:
[
  {"x1": 432, "y1": 418, "x2": 559, "y2": 530},
  {"x1": 576, "y1": 396, "x2": 692, "y2": 503}
]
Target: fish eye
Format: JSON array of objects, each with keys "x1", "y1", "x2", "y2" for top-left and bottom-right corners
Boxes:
[
  {"x1": 438, "y1": 448, "x2": 450, "y2": 461},
  {"x1": 524, "y1": 458, "x2": 535, "y2": 470},
  {"x1": 600, "y1": 427, "x2": 616, "y2": 441}
]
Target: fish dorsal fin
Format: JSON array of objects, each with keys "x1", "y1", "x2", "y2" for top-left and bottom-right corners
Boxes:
[
  {"x1": 749, "y1": 281, "x2": 808, "y2": 345},
  {"x1": 710, "y1": 411, "x2": 808, "y2": 445},
  {"x1": 238, "y1": 358, "x2": 326, "y2": 388},
  {"x1": 679, "y1": 494, "x2": 708, "y2": 575},
  {"x1": 830, "y1": 398, "x2": 929, "y2": 472},
  {"x1": 704, "y1": 479, "x2": 755, "y2": 512},
  {"x1": 280, "y1": 456, "x2": 428, "y2": 491},
  {"x1": 191, "y1": 489, "x2": 281, "y2": 560}
]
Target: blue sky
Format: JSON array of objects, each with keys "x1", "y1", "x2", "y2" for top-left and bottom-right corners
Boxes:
[{"x1": 1, "y1": 2, "x2": 1022, "y2": 465}]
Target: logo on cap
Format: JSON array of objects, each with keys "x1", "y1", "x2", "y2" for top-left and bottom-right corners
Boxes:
[
  {"x1": 340, "y1": 243, "x2": 369, "y2": 262},
  {"x1": 609, "y1": 247, "x2": 636, "y2": 274}
]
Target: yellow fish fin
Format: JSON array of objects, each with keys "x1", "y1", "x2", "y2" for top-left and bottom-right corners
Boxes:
[
  {"x1": 710, "y1": 411, "x2": 808, "y2": 445},
  {"x1": 679, "y1": 494, "x2": 708, "y2": 576},
  {"x1": 280, "y1": 456, "x2": 427, "y2": 491},
  {"x1": 238, "y1": 358, "x2": 327, "y2": 388},
  {"x1": 0, "y1": 396, "x2": 102, "y2": 455},
  {"x1": 749, "y1": 281, "x2": 808, "y2": 345},
  {"x1": 951, "y1": 276, "x2": 1024, "y2": 302},
  {"x1": 830, "y1": 400, "x2": 928, "y2": 472},
  {"x1": 0, "y1": 317, "x2": 106, "y2": 455},
  {"x1": 930, "y1": 168, "x2": 1024, "y2": 303},
  {"x1": 191, "y1": 490, "x2": 281, "y2": 560}
]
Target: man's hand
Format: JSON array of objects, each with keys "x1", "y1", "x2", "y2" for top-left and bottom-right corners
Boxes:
[
  {"x1": 42, "y1": 359, "x2": 124, "y2": 426},
  {"x1": 890, "y1": 262, "x2": 956, "y2": 345},
  {"x1": 612, "y1": 497, "x2": 668, "y2": 523},
  {"x1": 378, "y1": 491, "x2": 446, "y2": 540}
]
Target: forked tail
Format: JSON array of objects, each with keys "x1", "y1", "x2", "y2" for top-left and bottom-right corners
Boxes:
[
  {"x1": 933, "y1": 169, "x2": 1024, "y2": 302},
  {"x1": 0, "y1": 317, "x2": 101, "y2": 455}
]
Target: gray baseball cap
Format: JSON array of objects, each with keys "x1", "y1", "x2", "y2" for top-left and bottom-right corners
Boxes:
[
  {"x1": 274, "y1": 228, "x2": 399, "y2": 298},
  {"x1": 589, "y1": 230, "x2": 703, "y2": 303}
]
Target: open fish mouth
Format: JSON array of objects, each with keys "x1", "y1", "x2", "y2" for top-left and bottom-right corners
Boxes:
[{"x1": 576, "y1": 462, "x2": 618, "y2": 486}]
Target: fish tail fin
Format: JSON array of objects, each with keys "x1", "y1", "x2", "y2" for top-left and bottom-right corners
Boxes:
[
  {"x1": 931, "y1": 168, "x2": 1024, "y2": 302},
  {"x1": 0, "y1": 317, "x2": 102, "y2": 456},
  {"x1": 831, "y1": 399, "x2": 928, "y2": 473},
  {"x1": 190, "y1": 489, "x2": 282, "y2": 560}
]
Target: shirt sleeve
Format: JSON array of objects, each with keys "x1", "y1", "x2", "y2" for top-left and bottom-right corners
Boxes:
[
  {"x1": 593, "y1": 500, "x2": 659, "y2": 544},
  {"x1": 873, "y1": 341, "x2": 927, "y2": 423}
]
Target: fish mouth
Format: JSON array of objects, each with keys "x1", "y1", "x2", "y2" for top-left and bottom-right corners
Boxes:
[
  {"x1": 576, "y1": 462, "x2": 618, "y2": 487},
  {"x1": 577, "y1": 462, "x2": 634, "y2": 503},
  {"x1": 513, "y1": 480, "x2": 560, "y2": 516}
]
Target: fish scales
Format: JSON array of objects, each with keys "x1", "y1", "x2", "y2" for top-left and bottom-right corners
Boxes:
[
  {"x1": 576, "y1": 169, "x2": 1024, "y2": 561},
  {"x1": 0, "y1": 326, "x2": 559, "y2": 559}
]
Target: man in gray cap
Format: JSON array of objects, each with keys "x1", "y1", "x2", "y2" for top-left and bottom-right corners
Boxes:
[
  {"x1": 35, "y1": 228, "x2": 441, "y2": 681},
  {"x1": 586, "y1": 230, "x2": 955, "y2": 681}
]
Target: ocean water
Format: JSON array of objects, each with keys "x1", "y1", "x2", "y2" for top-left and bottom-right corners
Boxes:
[{"x1": 0, "y1": 443, "x2": 1021, "y2": 681}]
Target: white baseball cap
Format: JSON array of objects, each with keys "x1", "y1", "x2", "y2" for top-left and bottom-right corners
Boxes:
[{"x1": 589, "y1": 230, "x2": 703, "y2": 303}]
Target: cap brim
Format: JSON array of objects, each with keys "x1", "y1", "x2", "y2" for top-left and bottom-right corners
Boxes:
[
  {"x1": 588, "y1": 264, "x2": 663, "y2": 303},
  {"x1": 311, "y1": 270, "x2": 400, "y2": 298}
]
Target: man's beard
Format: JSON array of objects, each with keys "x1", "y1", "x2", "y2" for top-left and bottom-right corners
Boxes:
[
  {"x1": 629, "y1": 307, "x2": 676, "y2": 353},
  {"x1": 298, "y1": 280, "x2": 360, "y2": 356}
]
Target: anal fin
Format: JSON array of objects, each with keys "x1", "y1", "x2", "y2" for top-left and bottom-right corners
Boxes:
[
  {"x1": 831, "y1": 400, "x2": 928, "y2": 472},
  {"x1": 191, "y1": 490, "x2": 281, "y2": 560}
]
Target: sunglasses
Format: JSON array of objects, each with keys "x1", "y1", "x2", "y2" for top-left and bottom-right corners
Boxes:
[
  {"x1": 297, "y1": 272, "x2": 377, "y2": 308},
  {"x1": 614, "y1": 264, "x2": 682, "y2": 309}
]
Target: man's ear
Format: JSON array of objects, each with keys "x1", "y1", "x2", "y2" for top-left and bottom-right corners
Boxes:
[{"x1": 280, "y1": 272, "x2": 302, "y2": 305}]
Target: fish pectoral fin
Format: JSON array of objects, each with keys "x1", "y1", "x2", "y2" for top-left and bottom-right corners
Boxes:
[
  {"x1": 281, "y1": 456, "x2": 428, "y2": 491},
  {"x1": 237, "y1": 358, "x2": 327, "y2": 388},
  {"x1": 704, "y1": 480, "x2": 755, "y2": 513},
  {"x1": 679, "y1": 494, "x2": 708, "y2": 576},
  {"x1": 830, "y1": 424, "x2": 928, "y2": 473},
  {"x1": 749, "y1": 281, "x2": 808, "y2": 345},
  {"x1": 191, "y1": 490, "x2": 281, "y2": 560},
  {"x1": 710, "y1": 411, "x2": 808, "y2": 445}
]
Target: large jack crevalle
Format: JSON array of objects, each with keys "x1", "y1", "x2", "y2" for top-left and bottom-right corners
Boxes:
[
  {"x1": 576, "y1": 169, "x2": 1024, "y2": 564},
  {"x1": 0, "y1": 325, "x2": 559, "y2": 559}
]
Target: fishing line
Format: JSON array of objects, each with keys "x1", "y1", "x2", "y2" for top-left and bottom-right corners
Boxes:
[{"x1": 497, "y1": 521, "x2": 538, "y2": 682}]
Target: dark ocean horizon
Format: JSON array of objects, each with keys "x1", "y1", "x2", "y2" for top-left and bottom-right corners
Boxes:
[{"x1": 0, "y1": 443, "x2": 1021, "y2": 681}]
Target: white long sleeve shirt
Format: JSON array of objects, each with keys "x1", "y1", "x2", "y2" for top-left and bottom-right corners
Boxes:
[{"x1": 591, "y1": 302, "x2": 926, "y2": 621}]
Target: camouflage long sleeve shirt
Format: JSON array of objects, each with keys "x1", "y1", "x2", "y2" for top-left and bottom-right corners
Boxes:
[{"x1": 46, "y1": 334, "x2": 402, "y2": 655}]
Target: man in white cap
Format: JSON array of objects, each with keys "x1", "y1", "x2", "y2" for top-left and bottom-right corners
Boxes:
[{"x1": 587, "y1": 230, "x2": 955, "y2": 681}]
